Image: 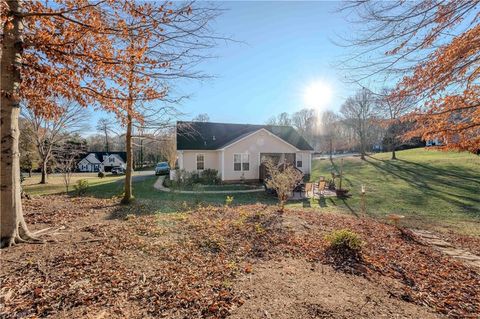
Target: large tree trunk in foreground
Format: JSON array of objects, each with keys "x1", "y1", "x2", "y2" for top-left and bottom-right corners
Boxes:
[
  {"x1": 122, "y1": 114, "x2": 133, "y2": 204},
  {"x1": 1, "y1": 0, "x2": 39, "y2": 248}
]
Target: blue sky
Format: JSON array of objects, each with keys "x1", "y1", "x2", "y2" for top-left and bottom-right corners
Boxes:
[{"x1": 89, "y1": 1, "x2": 353, "y2": 131}]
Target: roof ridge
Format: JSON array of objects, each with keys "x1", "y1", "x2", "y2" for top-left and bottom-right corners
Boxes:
[{"x1": 177, "y1": 120, "x2": 294, "y2": 129}]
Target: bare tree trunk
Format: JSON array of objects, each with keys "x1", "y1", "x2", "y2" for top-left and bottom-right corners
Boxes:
[
  {"x1": 40, "y1": 160, "x2": 48, "y2": 184},
  {"x1": 1, "y1": 0, "x2": 39, "y2": 248},
  {"x1": 28, "y1": 168, "x2": 32, "y2": 178},
  {"x1": 360, "y1": 134, "x2": 366, "y2": 160},
  {"x1": 122, "y1": 114, "x2": 133, "y2": 204},
  {"x1": 140, "y1": 138, "x2": 143, "y2": 169},
  {"x1": 329, "y1": 138, "x2": 333, "y2": 160},
  {"x1": 104, "y1": 128, "x2": 109, "y2": 152}
]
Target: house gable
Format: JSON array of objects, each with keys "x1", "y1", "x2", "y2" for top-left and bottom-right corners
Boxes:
[
  {"x1": 219, "y1": 128, "x2": 300, "y2": 151},
  {"x1": 102, "y1": 154, "x2": 125, "y2": 166}
]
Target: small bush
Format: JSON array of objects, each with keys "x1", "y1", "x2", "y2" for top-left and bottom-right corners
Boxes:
[
  {"x1": 74, "y1": 179, "x2": 89, "y2": 196},
  {"x1": 325, "y1": 229, "x2": 362, "y2": 252},
  {"x1": 201, "y1": 169, "x2": 220, "y2": 185},
  {"x1": 98, "y1": 171, "x2": 105, "y2": 178},
  {"x1": 225, "y1": 195, "x2": 234, "y2": 207},
  {"x1": 165, "y1": 168, "x2": 221, "y2": 189}
]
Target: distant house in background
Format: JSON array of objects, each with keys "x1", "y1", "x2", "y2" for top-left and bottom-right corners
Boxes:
[
  {"x1": 176, "y1": 121, "x2": 314, "y2": 182},
  {"x1": 77, "y1": 152, "x2": 127, "y2": 172},
  {"x1": 426, "y1": 138, "x2": 443, "y2": 147}
]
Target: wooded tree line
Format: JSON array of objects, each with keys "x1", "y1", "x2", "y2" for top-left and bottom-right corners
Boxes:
[{"x1": 267, "y1": 87, "x2": 420, "y2": 160}]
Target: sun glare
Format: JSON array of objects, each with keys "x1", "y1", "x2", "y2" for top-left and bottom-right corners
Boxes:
[{"x1": 303, "y1": 81, "x2": 333, "y2": 111}]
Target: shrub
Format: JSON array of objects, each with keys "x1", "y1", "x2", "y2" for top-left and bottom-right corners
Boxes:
[
  {"x1": 74, "y1": 179, "x2": 89, "y2": 196},
  {"x1": 325, "y1": 229, "x2": 362, "y2": 252},
  {"x1": 225, "y1": 195, "x2": 234, "y2": 207},
  {"x1": 98, "y1": 171, "x2": 105, "y2": 178},
  {"x1": 201, "y1": 169, "x2": 220, "y2": 185},
  {"x1": 264, "y1": 160, "x2": 303, "y2": 212}
]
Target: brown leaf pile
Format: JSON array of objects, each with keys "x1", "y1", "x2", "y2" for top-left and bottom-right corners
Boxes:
[{"x1": 1, "y1": 198, "x2": 479, "y2": 318}]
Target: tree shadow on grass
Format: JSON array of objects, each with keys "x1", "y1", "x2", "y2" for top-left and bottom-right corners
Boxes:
[{"x1": 364, "y1": 156, "x2": 480, "y2": 218}]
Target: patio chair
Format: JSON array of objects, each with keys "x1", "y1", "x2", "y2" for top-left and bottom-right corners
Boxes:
[
  {"x1": 304, "y1": 182, "x2": 314, "y2": 197},
  {"x1": 318, "y1": 180, "x2": 326, "y2": 195}
]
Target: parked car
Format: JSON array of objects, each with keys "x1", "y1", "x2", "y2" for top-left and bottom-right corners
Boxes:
[
  {"x1": 111, "y1": 167, "x2": 126, "y2": 175},
  {"x1": 155, "y1": 162, "x2": 170, "y2": 176}
]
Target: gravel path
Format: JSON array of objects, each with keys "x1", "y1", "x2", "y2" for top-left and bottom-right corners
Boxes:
[{"x1": 412, "y1": 229, "x2": 480, "y2": 269}]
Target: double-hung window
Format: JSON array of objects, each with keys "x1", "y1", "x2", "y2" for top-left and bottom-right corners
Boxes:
[
  {"x1": 234, "y1": 154, "x2": 242, "y2": 171},
  {"x1": 296, "y1": 154, "x2": 303, "y2": 168},
  {"x1": 242, "y1": 153, "x2": 250, "y2": 171},
  {"x1": 234, "y1": 153, "x2": 249, "y2": 172},
  {"x1": 196, "y1": 154, "x2": 205, "y2": 170}
]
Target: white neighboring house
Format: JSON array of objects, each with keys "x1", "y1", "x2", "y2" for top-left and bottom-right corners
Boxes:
[
  {"x1": 77, "y1": 152, "x2": 127, "y2": 172},
  {"x1": 426, "y1": 138, "x2": 443, "y2": 147},
  {"x1": 176, "y1": 121, "x2": 315, "y2": 182}
]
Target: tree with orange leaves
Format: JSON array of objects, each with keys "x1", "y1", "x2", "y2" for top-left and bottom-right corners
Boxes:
[
  {"x1": 0, "y1": 0, "x2": 218, "y2": 247},
  {"x1": 96, "y1": 2, "x2": 218, "y2": 203},
  {"x1": 339, "y1": 1, "x2": 480, "y2": 153}
]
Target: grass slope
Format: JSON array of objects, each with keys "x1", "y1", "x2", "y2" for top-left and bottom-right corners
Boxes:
[
  {"x1": 23, "y1": 174, "x2": 124, "y2": 196},
  {"x1": 23, "y1": 149, "x2": 479, "y2": 234},
  {"x1": 311, "y1": 149, "x2": 480, "y2": 234}
]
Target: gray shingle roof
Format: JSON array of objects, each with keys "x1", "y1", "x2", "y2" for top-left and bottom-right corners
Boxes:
[{"x1": 176, "y1": 121, "x2": 314, "y2": 151}]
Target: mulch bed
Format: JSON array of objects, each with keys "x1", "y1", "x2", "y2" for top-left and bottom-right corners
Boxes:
[{"x1": 1, "y1": 197, "x2": 479, "y2": 318}]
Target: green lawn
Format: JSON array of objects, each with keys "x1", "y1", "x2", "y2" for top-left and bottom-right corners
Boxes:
[
  {"x1": 85, "y1": 176, "x2": 277, "y2": 214},
  {"x1": 23, "y1": 173, "x2": 124, "y2": 196},
  {"x1": 311, "y1": 149, "x2": 480, "y2": 235},
  {"x1": 22, "y1": 149, "x2": 480, "y2": 235}
]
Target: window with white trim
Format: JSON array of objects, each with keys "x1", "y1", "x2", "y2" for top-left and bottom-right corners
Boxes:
[
  {"x1": 196, "y1": 154, "x2": 205, "y2": 170},
  {"x1": 234, "y1": 154, "x2": 242, "y2": 171},
  {"x1": 242, "y1": 153, "x2": 250, "y2": 171},
  {"x1": 296, "y1": 154, "x2": 303, "y2": 168},
  {"x1": 234, "y1": 153, "x2": 249, "y2": 171}
]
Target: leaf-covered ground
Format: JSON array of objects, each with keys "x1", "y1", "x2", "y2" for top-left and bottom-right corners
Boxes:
[{"x1": 1, "y1": 195, "x2": 479, "y2": 318}]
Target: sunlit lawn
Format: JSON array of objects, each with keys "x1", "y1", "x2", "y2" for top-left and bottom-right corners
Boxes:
[
  {"x1": 311, "y1": 149, "x2": 480, "y2": 235},
  {"x1": 22, "y1": 149, "x2": 480, "y2": 235},
  {"x1": 23, "y1": 173, "x2": 124, "y2": 196}
]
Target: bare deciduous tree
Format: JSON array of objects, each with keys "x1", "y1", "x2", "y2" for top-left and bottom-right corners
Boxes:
[
  {"x1": 55, "y1": 139, "x2": 87, "y2": 193},
  {"x1": 160, "y1": 133, "x2": 177, "y2": 169},
  {"x1": 264, "y1": 160, "x2": 303, "y2": 212},
  {"x1": 319, "y1": 111, "x2": 340, "y2": 160},
  {"x1": 96, "y1": 118, "x2": 115, "y2": 153},
  {"x1": 192, "y1": 113, "x2": 210, "y2": 122},
  {"x1": 375, "y1": 89, "x2": 414, "y2": 160},
  {"x1": 19, "y1": 119, "x2": 40, "y2": 177},
  {"x1": 340, "y1": 88, "x2": 376, "y2": 160},
  {"x1": 21, "y1": 101, "x2": 89, "y2": 184}
]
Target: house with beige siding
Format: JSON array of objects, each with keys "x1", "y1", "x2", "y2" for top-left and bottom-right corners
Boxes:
[{"x1": 176, "y1": 121, "x2": 314, "y2": 182}]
